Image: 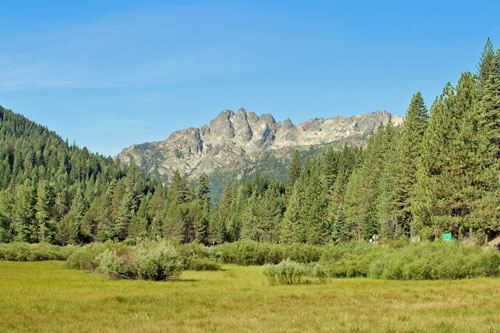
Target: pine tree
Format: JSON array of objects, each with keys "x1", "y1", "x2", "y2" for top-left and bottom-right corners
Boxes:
[
  {"x1": 343, "y1": 127, "x2": 385, "y2": 240},
  {"x1": 56, "y1": 187, "x2": 86, "y2": 244},
  {"x1": 0, "y1": 190, "x2": 14, "y2": 242},
  {"x1": 393, "y1": 92, "x2": 429, "y2": 236},
  {"x1": 69, "y1": 187, "x2": 86, "y2": 242},
  {"x1": 288, "y1": 150, "x2": 302, "y2": 186},
  {"x1": 114, "y1": 187, "x2": 135, "y2": 240},
  {"x1": 330, "y1": 145, "x2": 359, "y2": 216},
  {"x1": 168, "y1": 170, "x2": 188, "y2": 205},
  {"x1": 332, "y1": 205, "x2": 348, "y2": 242},
  {"x1": 219, "y1": 179, "x2": 233, "y2": 214},
  {"x1": 12, "y1": 180, "x2": 37, "y2": 242},
  {"x1": 477, "y1": 39, "x2": 500, "y2": 161},
  {"x1": 147, "y1": 186, "x2": 166, "y2": 239},
  {"x1": 303, "y1": 165, "x2": 331, "y2": 244},
  {"x1": 195, "y1": 174, "x2": 211, "y2": 243},
  {"x1": 226, "y1": 183, "x2": 245, "y2": 242},
  {"x1": 413, "y1": 74, "x2": 484, "y2": 239},
  {"x1": 35, "y1": 180, "x2": 57, "y2": 242},
  {"x1": 95, "y1": 181, "x2": 116, "y2": 241},
  {"x1": 281, "y1": 165, "x2": 309, "y2": 243},
  {"x1": 260, "y1": 184, "x2": 285, "y2": 243},
  {"x1": 374, "y1": 118, "x2": 401, "y2": 238},
  {"x1": 240, "y1": 192, "x2": 261, "y2": 241},
  {"x1": 128, "y1": 194, "x2": 150, "y2": 239},
  {"x1": 474, "y1": 41, "x2": 500, "y2": 240},
  {"x1": 322, "y1": 146, "x2": 339, "y2": 193}
]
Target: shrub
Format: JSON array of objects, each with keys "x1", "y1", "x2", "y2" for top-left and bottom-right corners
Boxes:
[
  {"x1": 368, "y1": 242, "x2": 500, "y2": 280},
  {"x1": 320, "y1": 242, "x2": 389, "y2": 277},
  {"x1": 0, "y1": 242, "x2": 76, "y2": 261},
  {"x1": 131, "y1": 240, "x2": 181, "y2": 280},
  {"x1": 64, "y1": 242, "x2": 124, "y2": 271},
  {"x1": 217, "y1": 241, "x2": 322, "y2": 266},
  {"x1": 287, "y1": 243, "x2": 323, "y2": 263},
  {"x1": 187, "y1": 257, "x2": 221, "y2": 271},
  {"x1": 89, "y1": 240, "x2": 181, "y2": 281},
  {"x1": 217, "y1": 241, "x2": 273, "y2": 265},
  {"x1": 312, "y1": 263, "x2": 329, "y2": 282},
  {"x1": 262, "y1": 259, "x2": 307, "y2": 285},
  {"x1": 177, "y1": 243, "x2": 222, "y2": 271},
  {"x1": 96, "y1": 249, "x2": 134, "y2": 279}
]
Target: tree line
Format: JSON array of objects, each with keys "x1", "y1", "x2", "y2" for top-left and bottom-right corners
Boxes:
[{"x1": 0, "y1": 39, "x2": 499, "y2": 245}]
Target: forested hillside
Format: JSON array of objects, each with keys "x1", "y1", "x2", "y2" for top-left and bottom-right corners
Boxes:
[
  {"x1": 0, "y1": 39, "x2": 499, "y2": 246},
  {"x1": 0, "y1": 108, "x2": 158, "y2": 243}
]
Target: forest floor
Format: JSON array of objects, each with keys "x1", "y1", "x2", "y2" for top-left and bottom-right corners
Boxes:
[{"x1": 1, "y1": 261, "x2": 500, "y2": 332}]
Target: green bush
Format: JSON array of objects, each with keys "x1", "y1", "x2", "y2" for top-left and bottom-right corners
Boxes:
[
  {"x1": 217, "y1": 241, "x2": 322, "y2": 265},
  {"x1": 369, "y1": 242, "x2": 500, "y2": 280},
  {"x1": 91, "y1": 240, "x2": 181, "y2": 281},
  {"x1": 96, "y1": 249, "x2": 134, "y2": 279},
  {"x1": 0, "y1": 242, "x2": 76, "y2": 261},
  {"x1": 64, "y1": 242, "x2": 125, "y2": 271},
  {"x1": 312, "y1": 263, "x2": 329, "y2": 282},
  {"x1": 320, "y1": 242, "x2": 389, "y2": 277},
  {"x1": 132, "y1": 240, "x2": 181, "y2": 280},
  {"x1": 177, "y1": 243, "x2": 222, "y2": 271},
  {"x1": 262, "y1": 259, "x2": 307, "y2": 284},
  {"x1": 287, "y1": 243, "x2": 323, "y2": 263},
  {"x1": 218, "y1": 241, "x2": 279, "y2": 265},
  {"x1": 187, "y1": 257, "x2": 221, "y2": 271}
]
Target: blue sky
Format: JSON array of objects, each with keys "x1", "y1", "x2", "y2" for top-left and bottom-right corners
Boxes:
[{"x1": 1, "y1": 0, "x2": 499, "y2": 156}]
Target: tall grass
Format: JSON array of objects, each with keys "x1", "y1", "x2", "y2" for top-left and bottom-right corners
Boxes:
[{"x1": 2, "y1": 261, "x2": 500, "y2": 331}]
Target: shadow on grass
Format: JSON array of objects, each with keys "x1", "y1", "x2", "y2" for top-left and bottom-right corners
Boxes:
[{"x1": 173, "y1": 279, "x2": 199, "y2": 283}]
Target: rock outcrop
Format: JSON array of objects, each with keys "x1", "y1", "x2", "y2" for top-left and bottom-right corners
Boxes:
[{"x1": 116, "y1": 108, "x2": 403, "y2": 181}]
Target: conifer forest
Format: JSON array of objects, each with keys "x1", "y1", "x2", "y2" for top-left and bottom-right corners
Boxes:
[{"x1": 0, "y1": 40, "x2": 500, "y2": 248}]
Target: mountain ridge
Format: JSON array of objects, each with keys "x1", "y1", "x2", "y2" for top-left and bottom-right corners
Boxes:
[{"x1": 117, "y1": 108, "x2": 403, "y2": 182}]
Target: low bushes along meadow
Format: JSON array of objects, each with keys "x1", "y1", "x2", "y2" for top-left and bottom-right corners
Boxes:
[
  {"x1": 216, "y1": 241, "x2": 322, "y2": 265},
  {"x1": 64, "y1": 240, "x2": 223, "y2": 280},
  {"x1": 64, "y1": 240, "x2": 181, "y2": 281},
  {"x1": 368, "y1": 242, "x2": 500, "y2": 280},
  {"x1": 0, "y1": 242, "x2": 76, "y2": 261},
  {"x1": 259, "y1": 241, "x2": 500, "y2": 284},
  {"x1": 2, "y1": 239, "x2": 500, "y2": 282}
]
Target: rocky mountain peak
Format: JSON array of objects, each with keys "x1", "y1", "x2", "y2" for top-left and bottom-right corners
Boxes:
[{"x1": 117, "y1": 109, "x2": 403, "y2": 182}]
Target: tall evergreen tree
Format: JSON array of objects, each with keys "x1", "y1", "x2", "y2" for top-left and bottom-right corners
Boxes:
[
  {"x1": 303, "y1": 166, "x2": 331, "y2": 244},
  {"x1": 196, "y1": 174, "x2": 211, "y2": 244},
  {"x1": 374, "y1": 118, "x2": 400, "y2": 238},
  {"x1": 332, "y1": 205, "x2": 348, "y2": 242},
  {"x1": 322, "y1": 147, "x2": 339, "y2": 193},
  {"x1": 344, "y1": 127, "x2": 385, "y2": 240},
  {"x1": 12, "y1": 180, "x2": 37, "y2": 242},
  {"x1": 393, "y1": 92, "x2": 429, "y2": 236},
  {"x1": 288, "y1": 150, "x2": 302, "y2": 186},
  {"x1": 35, "y1": 180, "x2": 57, "y2": 242},
  {"x1": 414, "y1": 74, "x2": 484, "y2": 239},
  {"x1": 0, "y1": 190, "x2": 14, "y2": 242}
]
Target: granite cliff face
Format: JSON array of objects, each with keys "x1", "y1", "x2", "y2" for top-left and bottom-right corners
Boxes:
[{"x1": 116, "y1": 108, "x2": 403, "y2": 182}]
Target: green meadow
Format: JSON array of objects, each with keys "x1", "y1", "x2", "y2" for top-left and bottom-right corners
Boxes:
[{"x1": 1, "y1": 261, "x2": 500, "y2": 332}]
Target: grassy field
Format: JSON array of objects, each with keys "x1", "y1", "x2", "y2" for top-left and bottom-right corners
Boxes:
[{"x1": 1, "y1": 262, "x2": 500, "y2": 332}]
